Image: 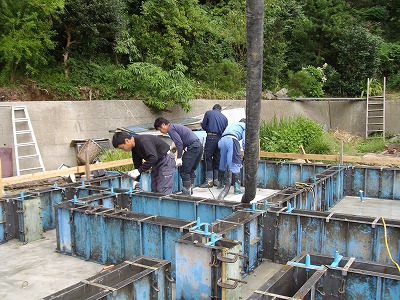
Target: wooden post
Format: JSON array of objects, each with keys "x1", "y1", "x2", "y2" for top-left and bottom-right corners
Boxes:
[
  {"x1": 299, "y1": 144, "x2": 311, "y2": 163},
  {"x1": 340, "y1": 141, "x2": 344, "y2": 165},
  {"x1": 85, "y1": 151, "x2": 91, "y2": 180},
  {"x1": 0, "y1": 158, "x2": 3, "y2": 197}
]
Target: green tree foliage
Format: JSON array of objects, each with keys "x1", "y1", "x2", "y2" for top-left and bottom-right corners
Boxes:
[
  {"x1": 115, "y1": 63, "x2": 194, "y2": 112},
  {"x1": 331, "y1": 26, "x2": 383, "y2": 96},
  {"x1": 0, "y1": 0, "x2": 64, "y2": 82},
  {"x1": 60, "y1": 0, "x2": 129, "y2": 75}
]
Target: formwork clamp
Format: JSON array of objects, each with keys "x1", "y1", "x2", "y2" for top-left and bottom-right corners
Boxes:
[
  {"x1": 330, "y1": 251, "x2": 343, "y2": 268},
  {"x1": 190, "y1": 217, "x2": 212, "y2": 236},
  {"x1": 287, "y1": 254, "x2": 325, "y2": 271},
  {"x1": 205, "y1": 233, "x2": 223, "y2": 246},
  {"x1": 242, "y1": 202, "x2": 268, "y2": 213},
  {"x1": 217, "y1": 277, "x2": 247, "y2": 289}
]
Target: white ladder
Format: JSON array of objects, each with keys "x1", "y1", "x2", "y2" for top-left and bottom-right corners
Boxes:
[
  {"x1": 365, "y1": 78, "x2": 386, "y2": 139},
  {"x1": 12, "y1": 106, "x2": 45, "y2": 175}
]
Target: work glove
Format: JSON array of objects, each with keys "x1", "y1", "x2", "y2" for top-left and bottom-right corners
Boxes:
[
  {"x1": 176, "y1": 158, "x2": 183, "y2": 167},
  {"x1": 127, "y1": 169, "x2": 140, "y2": 179},
  {"x1": 132, "y1": 181, "x2": 140, "y2": 189}
]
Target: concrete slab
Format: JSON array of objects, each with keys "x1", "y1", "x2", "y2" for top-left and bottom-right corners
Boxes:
[
  {"x1": 329, "y1": 196, "x2": 400, "y2": 220},
  {"x1": 192, "y1": 186, "x2": 279, "y2": 203},
  {"x1": 0, "y1": 230, "x2": 103, "y2": 300},
  {"x1": 0, "y1": 228, "x2": 283, "y2": 300}
]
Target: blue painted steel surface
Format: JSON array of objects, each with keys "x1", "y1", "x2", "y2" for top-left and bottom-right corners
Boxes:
[
  {"x1": 175, "y1": 233, "x2": 242, "y2": 300},
  {"x1": 0, "y1": 200, "x2": 5, "y2": 243},
  {"x1": 264, "y1": 208, "x2": 400, "y2": 265},
  {"x1": 213, "y1": 210, "x2": 265, "y2": 275},
  {"x1": 35, "y1": 187, "x2": 64, "y2": 230},
  {"x1": 55, "y1": 202, "x2": 192, "y2": 277},
  {"x1": 130, "y1": 192, "x2": 239, "y2": 223}
]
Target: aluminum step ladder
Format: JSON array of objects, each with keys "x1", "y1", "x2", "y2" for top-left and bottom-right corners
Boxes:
[
  {"x1": 365, "y1": 77, "x2": 386, "y2": 139},
  {"x1": 12, "y1": 106, "x2": 45, "y2": 175}
]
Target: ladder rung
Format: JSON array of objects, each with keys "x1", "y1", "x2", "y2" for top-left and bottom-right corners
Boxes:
[
  {"x1": 368, "y1": 102, "x2": 383, "y2": 105},
  {"x1": 368, "y1": 123, "x2": 384, "y2": 125},
  {"x1": 368, "y1": 116, "x2": 383, "y2": 119},
  {"x1": 368, "y1": 109, "x2": 384, "y2": 112},
  {"x1": 17, "y1": 142, "x2": 36, "y2": 147},
  {"x1": 19, "y1": 167, "x2": 44, "y2": 172},
  {"x1": 15, "y1": 118, "x2": 28, "y2": 122},
  {"x1": 15, "y1": 130, "x2": 32, "y2": 134},
  {"x1": 19, "y1": 154, "x2": 39, "y2": 159}
]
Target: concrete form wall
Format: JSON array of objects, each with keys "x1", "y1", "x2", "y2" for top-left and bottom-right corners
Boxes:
[{"x1": 1, "y1": 99, "x2": 399, "y2": 174}]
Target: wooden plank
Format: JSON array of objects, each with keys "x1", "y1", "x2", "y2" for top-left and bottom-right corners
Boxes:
[
  {"x1": 259, "y1": 151, "x2": 400, "y2": 165},
  {"x1": 2, "y1": 158, "x2": 132, "y2": 186}
]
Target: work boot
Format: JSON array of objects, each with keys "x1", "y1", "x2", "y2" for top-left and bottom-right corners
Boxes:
[
  {"x1": 232, "y1": 173, "x2": 243, "y2": 195},
  {"x1": 182, "y1": 180, "x2": 191, "y2": 196},
  {"x1": 190, "y1": 177, "x2": 195, "y2": 195},
  {"x1": 213, "y1": 170, "x2": 219, "y2": 186},
  {"x1": 200, "y1": 171, "x2": 213, "y2": 188},
  {"x1": 217, "y1": 171, "x2": 225, "y2": 189}
]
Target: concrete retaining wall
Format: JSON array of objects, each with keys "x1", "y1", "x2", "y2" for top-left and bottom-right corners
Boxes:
[{"x1": 1, "y1": 99, "x2": 399, "y2": 175}]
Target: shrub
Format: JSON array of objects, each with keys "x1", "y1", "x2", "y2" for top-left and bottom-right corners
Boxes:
[{"x1": 260, "y1": 115, "x2": 331, "y2": 154}]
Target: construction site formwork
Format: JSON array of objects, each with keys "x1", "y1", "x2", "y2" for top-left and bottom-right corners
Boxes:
[{"x1": 1, "y1": 160, "x2": 400, "y2": 299}]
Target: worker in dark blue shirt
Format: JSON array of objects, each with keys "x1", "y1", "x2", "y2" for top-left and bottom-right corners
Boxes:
[
  {"x1": 154, "y1": 117, "x2": 203, "y2": 196},
  {"x1": 112, "y1": 131, "x2": 176, "y2": 194},
  {"x1": 200, "y1": 104, "x2": 228, "y2": 188}
]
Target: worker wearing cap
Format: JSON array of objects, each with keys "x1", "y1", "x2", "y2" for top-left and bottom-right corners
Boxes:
[
  {"x1": 200, "y1": 104, "x2": 228, "y2": 188},
  {"x1": 154, "y1": 117, "x2": 203, "y2": 196},
  {"x1": 218, "y1": 119, "x2": 246, "y2": 197},
  {"x1": 112, "y1": 131, "x2": 176, "y2": 194}
]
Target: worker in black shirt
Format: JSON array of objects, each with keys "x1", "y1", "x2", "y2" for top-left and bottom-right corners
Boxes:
[
  {"x1": 112, "y1": 131, "x2": 176, "y2": 194},
  {"x1": 200, "y1": 104, "x2": 228, "y2": 188}
]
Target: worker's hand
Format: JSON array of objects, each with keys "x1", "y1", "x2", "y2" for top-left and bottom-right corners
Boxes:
[
  {"x1": 132, "y1": 181, "x2": 140, "y2": 189},
  {"x1": 127, "y1": 169, "x2": 140, "y2": 179},
  {"x1": 176, "y1": 158, "x2": 183, "y2": 167}
]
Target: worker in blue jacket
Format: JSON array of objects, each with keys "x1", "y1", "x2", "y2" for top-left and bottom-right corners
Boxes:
[
  {"x1": 154, "y1": 117, "x2": 203, "y2": 196},
  {"x1": 200, "y1": 104, "x2": 228, "y2": 188},
  {"x1": 218, "y1": 119, "x2": 246, "y2": 198}
]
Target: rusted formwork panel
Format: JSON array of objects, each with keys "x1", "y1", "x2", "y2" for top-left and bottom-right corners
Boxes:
[
  {"x1": 250, "y1": 251, "x2": 400, "y2": 299},
  {"x1": 212, "y1": 209, "x2": 265, "y2": 275},
  {"x1": 55, "y1": 202, "x2": 193, "y2": 278},
  {"x1": 42, "y1": 256, "x2": 172, "y2": 300},
  {"x1": 130, "y1": 191, "x2": 240, "y2": 224},
  {"x1": 347, "y1": 166, "x2": 400, "y2": 199},
  {"x1": 264, "y1": 208, "x2": 400, "y2": 265},
  {"x1": 175, "y1": 232, "x2": 243, "y2": 300},
  {"x1": 256, "y1": 161, "x2": 328, "y2": 190},
  {"x1": 258, "y1": 165, "x2": 346, "y2": 211}
]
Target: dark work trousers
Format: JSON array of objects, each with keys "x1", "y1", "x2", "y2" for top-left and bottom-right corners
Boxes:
[
  {"x1": 151, "y1": 153, "x2": 176, "y2": 194},
  {"x1": 203, "y1": 135, "x2": 221, "y2": 173},
  {"x1": 180, "y1": 139, "x2": 203, "y2": 181}
]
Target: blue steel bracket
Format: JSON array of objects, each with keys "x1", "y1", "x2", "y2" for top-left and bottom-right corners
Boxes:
[
  {"x1": 241, "y1": 202, "x2": 268, "y2": 214},
  {"x1": 287, "y1": 254, "x2": 325, "y2": 271},
  {"x1": 205, "y1": 233, "x2": 223, "y2": 246},
  {"x1": 286, "y1": 203, "x2": 295, "y2": 213},
  {"x1": 190, "y1": 217, "x2": 213, "y2": 236},
  {"x1": 330, "y1": 251, "x2": 343, "y2": 268}
]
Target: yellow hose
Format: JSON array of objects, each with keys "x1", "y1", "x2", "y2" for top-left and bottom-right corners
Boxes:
[{"x1": 381, "y1": 216, "x2": 400, "y2": 272}]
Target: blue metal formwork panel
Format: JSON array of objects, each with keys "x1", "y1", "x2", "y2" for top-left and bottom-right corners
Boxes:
[
  {"x1": 265, "y1": 208, "x2": 400, "y2": 265},
  {"x1": 122, "y1": 216, "x2": 141, "y2": 261},
  {"x1": 175, "y1": 233, "x2": 242, "y2": 300},
  {"x1": 104, "y1": 217, "x2": 124, "y2": 264},
  {"x1": 213, "y1": 210, "x2": 265, "y2": 274},
  {"x1": 56, "y1": 206, "x2": 72, "y2": 253},
  {"x1": 0, "y1": 200, "x2": 5, "y2": 243},
  {"x1": 35, "y1": 187, "x2": 65, "y2": 230}
]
